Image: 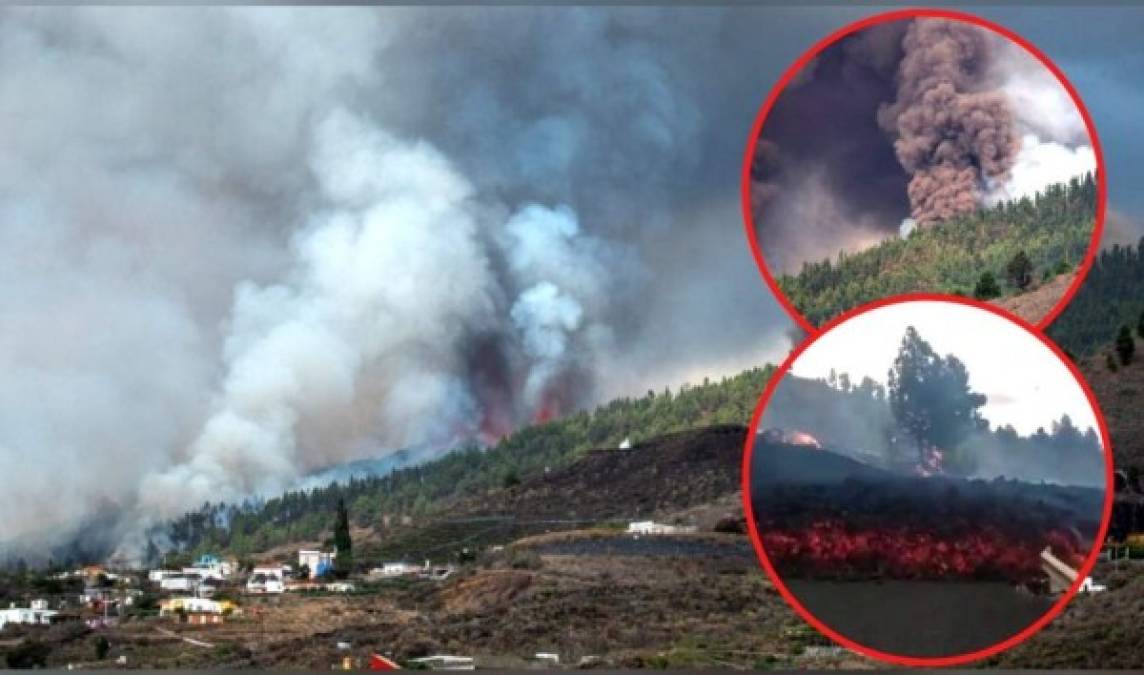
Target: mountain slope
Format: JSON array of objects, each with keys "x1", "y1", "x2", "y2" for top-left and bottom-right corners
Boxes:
[
  {"x1": 778, "y1": 174, "x2": 1097, "y2": 326},
  {"x1": 1048, "y1": 239, "x2": 1144, "y2": 356},
  {"x1": 159, "y1": 367, "x2": 770, "y2": 562},
  {"x1": 1078, "y1": 334, "x2": 1144, "y2": 468}
]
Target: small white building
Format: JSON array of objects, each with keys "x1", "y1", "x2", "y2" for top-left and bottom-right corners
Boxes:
[
  {"x1": 246, "y1": 565, "x2": 286, "y2": 594},
  {"x1": 374, "y1": 562, "x2": 420, "y2": 578},
  {"x1": 148, "y1": 569, "x2": 179, "y2": 584},
  {"x1": 0, "y1": 604, "x2": 58, "y2": 630},
  {"x1": 298, "y1": 549, "x2": 337, "y2": 579},
  {"x1": 182, "y1": 566, "x2": 224, "y2": 582},
  {"x1": 627, "y1": 521, "x2": 697, "y2": 535},
  {"x1": 409, "y1": 655, "x2": 475, "y2": 670},
  {"x1": 188, "y1": 554, "x2": 238, "y2": 579},
  {"x1": 159, "y1": 573, "x2": 200, "y2": 593}
]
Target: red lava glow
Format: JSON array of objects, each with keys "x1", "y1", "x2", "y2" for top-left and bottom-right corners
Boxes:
[
  {"x1": 762, "y1": 520, "x2": 1085, "y2": 583},
  {"x1": 788, "y1": 431, "x2": 822, "y2": 449},
  {"x1": 533, "y1": 404, "x2": 556, "y2": 425},
  {"x1": 478, "y1": 407, "x2": 514, "y2": 445},
  {"x1": 762, "y1": 428, "x2": 822, "y2": 449},
  {"x1": 532, "y1": 387, "x2": 566, "y2": 425}
]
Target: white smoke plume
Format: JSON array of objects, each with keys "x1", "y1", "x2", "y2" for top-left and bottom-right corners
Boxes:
[
  {"x1": 986, "y1": 39, "x2": 1096, "y2": 204},
  {"x1": 136, "y1": 109, "x2": 500, "y2": 520}
]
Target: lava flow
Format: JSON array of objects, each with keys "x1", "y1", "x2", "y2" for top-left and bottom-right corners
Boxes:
[
  {"x1": 762, "y1": 520, "x2": 1085, "y2": 584},
  {"x1": 761, "y1": 427, "x2": 822, "y2": 449}
]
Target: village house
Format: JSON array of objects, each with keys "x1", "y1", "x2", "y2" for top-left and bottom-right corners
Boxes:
[
  {"x1": 159, "y1": 597, "x2": 240, "y2": 625},
  {"x1": 188, "y1": 553, "x2": 239, "y2": 579},
  {"x1": 159, "y1": 572, "x2": 202, "y2": 593},
  {"x1": 627, "y1": 521, "x2": 698, "y2": 535},
  {"x1": 0, "y1": 601, "x2": 59, "y2": 631},
  {"x1": 246, "y1": 564, "x2": 287, "y2": 594},
  {"x1": 409, "y1": 655, "x2": 475, "y2": 670},
  {"x1": 297, "y1": 549, "x2": 337, "y2": 579},
  {"x1": 148, "y1": 569, "x2": 179, "y2": 584}
]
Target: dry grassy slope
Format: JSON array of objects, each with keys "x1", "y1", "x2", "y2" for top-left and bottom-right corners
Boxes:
[
  {"x1": 1077, "y1": 338, "x2": 1144, "y2": 469},
  {"x1": 992, "y1": 271, "x2": 1076, "y2": 324}
]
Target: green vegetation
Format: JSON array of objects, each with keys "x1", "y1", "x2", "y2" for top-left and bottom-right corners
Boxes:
[
  {"x1": 888, "y1": 326, "x2": 986, "y2": 473},
  {"x1": 777, "y1": 174, "x2": 1096, "y2": 325},
  {"x1": 162, "y1": 366, "x2": 773, "y2": 558},
  {"x1": 1049, "y1": 239, "x2": 1144, "y2": 356},
  {"x1": 770, "y1": 330, "x2": 1102, "y2": 484},
  {"x1": 1007, "y1": 250, "x2": 1034, "y2": 291},
  {"x1": 973, "y1": 271, "x2": 1001, "y2": 301},
  {"x1": 332, "y1": 498, "x2": 353, "y2": 579}
]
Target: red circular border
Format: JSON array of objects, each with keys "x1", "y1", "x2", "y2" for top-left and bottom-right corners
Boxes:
[
  {"x1": 740, "y1": 292, "x2": 1116, "y2": 667},
  {"x1": 740, "y1": 8, "x2": 1108, "y2": 336}
]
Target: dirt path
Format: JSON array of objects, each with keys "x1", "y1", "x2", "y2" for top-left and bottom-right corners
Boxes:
[{"x1": 155, "y1": 626, "x2": 215, "y2": 648}]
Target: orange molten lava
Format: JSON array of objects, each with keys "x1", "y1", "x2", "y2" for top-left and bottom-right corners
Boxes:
[{"x1": 762, "y1": 520, "x2": 1084, "y2": 583}]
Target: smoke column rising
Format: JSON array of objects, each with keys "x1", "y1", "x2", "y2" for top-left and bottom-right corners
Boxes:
[
  {"x1": 878, "y1": 19, "x2": 1019, "y2": 226},
  {"x1": 137, "y1": 109, "x2": 501, "y2": 520},
  {"x1": 753, "y1": 17, "x2": 1095, "y2": 272}
]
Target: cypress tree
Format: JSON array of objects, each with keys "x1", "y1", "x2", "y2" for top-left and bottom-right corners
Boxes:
[
  {"x1": 333, "y1": 498, "x2": 353, "y2": 579},
  {"x1": 1116, "y1": 325, "x2": 1135, "y2": 366}
]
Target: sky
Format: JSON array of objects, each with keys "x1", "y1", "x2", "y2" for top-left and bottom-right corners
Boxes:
[
  {"x1": 789, "y1": 301, "x2": 1100, "y2": 437},
  {"x1": 0, "y1": 5, "x2": 1140, "y2": 557}
]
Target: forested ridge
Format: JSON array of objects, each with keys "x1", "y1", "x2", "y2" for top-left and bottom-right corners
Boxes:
[
  {"x1": 765, "y1": 329, "x2": 1102, "y2": 485},
  {"x1": 1049, "y1": 238, "x2": 1144, "y2": 356},
  {"x1": 778, "y1": 174, "x2": 1097, "y2": 325},
  {"x1": 159, "y1": 366, "x2": 772, "y2": 560}
]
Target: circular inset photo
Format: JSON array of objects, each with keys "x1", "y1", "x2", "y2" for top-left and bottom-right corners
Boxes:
[
  {"x1": 742, "y1": 296, "x2": 1113, "y2": 665},
  {"x1": 743, "y1": 10, "x2": 1105, "y2": 331}
]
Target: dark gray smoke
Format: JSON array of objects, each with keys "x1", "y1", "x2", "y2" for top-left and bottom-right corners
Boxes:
[
  {"x1": 878, "y1": 19, "x2": 1019, "y2": 226},
  {"x1": 752, "y1": 17, "x2": 1091, "y2": 273},
  {"x1": 751, "y1": 20, "x2": 910, "y2": 274}
]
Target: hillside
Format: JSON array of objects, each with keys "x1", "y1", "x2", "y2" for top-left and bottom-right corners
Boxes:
[
  {"x1": 1048, "y1": 239, "x2": 1144, "y2": 356},
  {"x1": 1077, "y1": 334, "x2": 1144, "y2": 468},
  {"x1": 994, "y1": 270, "x2": 1077, "y2": 325},
  {"x1": 777, "y1": 174, "x2": 1097, "y2": 326},
  {"x1": 356, "y1": 424, "x2": 746, "y2": 563},
  {"x1": 448, "y1": 425, "x2": 745, "y2": 521},
  {"x1": 159, "y1": 368, "x2": 771, "y2": 563}
]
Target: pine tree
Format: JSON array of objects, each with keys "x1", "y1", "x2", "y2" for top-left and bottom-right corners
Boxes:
[
  {"x1": 888, "y1": 326, "x2": 986, "y2": 472},
  {"x1": 1006, "y1": 250, "x2": 1033, "y2": 290},
  {"x1": 973, "y1": 272, "x2": 1001, "y2": 300}
]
